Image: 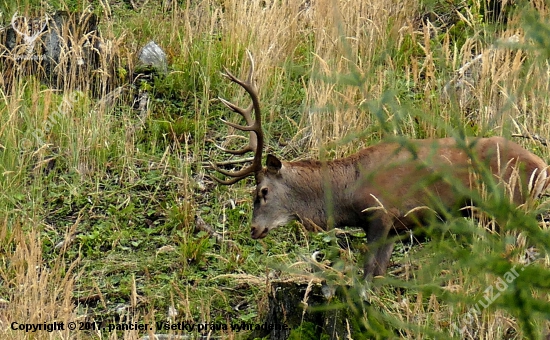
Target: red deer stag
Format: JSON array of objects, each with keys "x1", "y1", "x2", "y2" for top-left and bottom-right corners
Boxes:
[{"x1": 211, "y1": 51, "x2": 549, "y2": 279}]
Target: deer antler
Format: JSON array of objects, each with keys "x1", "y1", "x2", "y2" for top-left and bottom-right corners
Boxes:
[{"x1": 211, "y1": 51, "x2": 264, "y2": 185}]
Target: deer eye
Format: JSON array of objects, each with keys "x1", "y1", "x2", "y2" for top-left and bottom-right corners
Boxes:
[{"x1": 261, "y1": 187, "x2": 269, "y2": 197}]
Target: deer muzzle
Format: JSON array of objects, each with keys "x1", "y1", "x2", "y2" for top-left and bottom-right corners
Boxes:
[{"x1": 250, "y1": 225, "x2": 269, "y2": 239}]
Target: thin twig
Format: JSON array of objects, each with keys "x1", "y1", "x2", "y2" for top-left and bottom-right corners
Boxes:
[
  {"x1": 512, "y1": 133, "x2": 548, "y2": 146},
  {"x1": 194, "y1": 215, "x2": 239, "y2": 251}
]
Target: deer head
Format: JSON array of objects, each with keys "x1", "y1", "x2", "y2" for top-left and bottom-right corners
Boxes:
[{"x1": 212, "y1": 52, "x2": 299, "y2": 239}]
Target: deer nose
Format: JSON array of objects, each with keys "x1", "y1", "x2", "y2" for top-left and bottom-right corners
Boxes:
[
  {"x1": 250, "y1": 226, "x2": 258, "y2": 239},
  {"x1": 250, "y1": 225, "x2": 267, "y2": 239}
]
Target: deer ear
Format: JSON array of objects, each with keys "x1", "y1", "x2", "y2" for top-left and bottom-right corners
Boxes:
[{"x1": 266, "y1": 154, "x2": 282, "y2": 173}]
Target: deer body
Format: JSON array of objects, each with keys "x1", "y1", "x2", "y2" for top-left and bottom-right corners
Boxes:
[
  {"x1": 251, "y1": 137, "x2": 548, "y2": 277},
  {"x1": 212, "y1": 53, "x2": 548, "y2": 279}
]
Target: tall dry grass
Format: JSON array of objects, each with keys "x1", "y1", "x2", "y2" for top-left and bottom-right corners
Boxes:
[
  {"x1": 198, "y1": 0, "x2": 550, "y2": 159},
  {"x1": 0, "y1": 220, "x2": 81, "y2": 339}
]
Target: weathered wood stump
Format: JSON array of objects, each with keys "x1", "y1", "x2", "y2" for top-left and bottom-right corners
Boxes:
[
  {"x1": 249, "y1": 281, "x2": 356, "y2": 340},
  {"x1": 0, "y1": 10, "x2": 101, "y2": 90}
]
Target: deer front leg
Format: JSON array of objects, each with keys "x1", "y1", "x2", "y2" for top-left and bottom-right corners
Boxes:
[{"x1": 364, "y1": 212, "x2": 395, "y2": 280}]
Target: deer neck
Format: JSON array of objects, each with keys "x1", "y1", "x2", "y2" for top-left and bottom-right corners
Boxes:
[{"x1": 284, "y1": 160, "x2": 360, "y2": 230}]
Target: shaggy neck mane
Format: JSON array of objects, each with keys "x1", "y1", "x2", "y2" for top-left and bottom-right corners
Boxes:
[{"x1": 281, "y1": 152, "x2": 370, "y2": 229}]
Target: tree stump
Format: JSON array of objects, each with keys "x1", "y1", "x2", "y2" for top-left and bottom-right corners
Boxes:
[
  {"x1": 0, "y1": 10, "x2": 101, "y2": 90},
  {"x1": 249, "y1": 281, "x2": 353, "y2": 340}
]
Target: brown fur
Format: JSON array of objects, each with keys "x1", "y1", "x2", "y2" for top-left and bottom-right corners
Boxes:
[{"x1": 250, "y1": 137, "x2": 548, "y2": 279}]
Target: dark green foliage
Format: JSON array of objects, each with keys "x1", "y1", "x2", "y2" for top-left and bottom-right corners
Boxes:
[{"x1": 287, "y1": 322, "x2": 319, "y2": 340}]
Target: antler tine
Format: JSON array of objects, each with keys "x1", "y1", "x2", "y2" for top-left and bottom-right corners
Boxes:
[
  {"x1": 211, "y1": 51, "x2": 264, "y2": 184},
  {"x1": 218, "y1": 99, "x2": 255, "y2": 131},
  {"x1": 210, "y1": 161, "x2": 257, "y2": 178},
  {"x1": 216, "y1": 99, "x2": 256, "y2": 155},
  {"x1": 219, "y1": 96, "x2": 252, "y2": 115},
  {"x1": 208, "y1": 173, "x2": 250, "y2": 185},
  {"x1": 213, "y1": 142, "x2": 254, "y2": 155},
  {"x1": 221, "y1": 50, "x2": 255, "y2": 90}
]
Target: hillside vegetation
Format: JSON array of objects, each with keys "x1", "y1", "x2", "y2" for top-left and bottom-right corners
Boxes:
[{"x1": 0, "y1": 0, "x2": 549, "y2": 339}]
